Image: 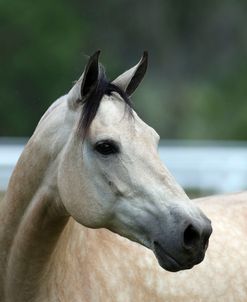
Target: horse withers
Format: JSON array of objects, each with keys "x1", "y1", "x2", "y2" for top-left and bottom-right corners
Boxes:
[{"x1": 0, "y1": 51, "x2": 211, "y2": 302}]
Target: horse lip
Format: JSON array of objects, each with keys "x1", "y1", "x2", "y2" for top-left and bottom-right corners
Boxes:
[
  {"x1": 153, "y1": 241, "x2": 201, "y2": 272},
  {"x1": 153, "y1": 241, "x2": 184, "y2": 272}
]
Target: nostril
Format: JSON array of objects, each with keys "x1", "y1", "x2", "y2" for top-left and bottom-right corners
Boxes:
[{"x1": 183, "y1": 224, "x2": 200, "y2": 250}]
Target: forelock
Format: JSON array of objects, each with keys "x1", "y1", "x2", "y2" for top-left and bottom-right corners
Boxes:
[{"x1": 77, "y1": 65, "x2": 133, "y2": 139}]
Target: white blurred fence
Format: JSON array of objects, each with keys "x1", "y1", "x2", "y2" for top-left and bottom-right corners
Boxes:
[
  {"x1": 0, "y1": 138, "x2": 28, "y2": 191},
  {"x1": 159, "y1": 141, "x2": 247, "y2": 194},
  {"x1": 1, "y1": 138, "x2": 247, "y2": 193}
]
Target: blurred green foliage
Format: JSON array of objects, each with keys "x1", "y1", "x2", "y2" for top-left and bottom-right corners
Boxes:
[{"x1": 1, "y1": 0, "x2": 247, "y2": 139}]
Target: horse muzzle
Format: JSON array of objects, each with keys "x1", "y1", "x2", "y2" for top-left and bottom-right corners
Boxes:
[{"x1": 151, "y1": 215, "x2": 212, "y2": 272}]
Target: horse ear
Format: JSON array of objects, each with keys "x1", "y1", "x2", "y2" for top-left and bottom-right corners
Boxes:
[
  {"x1": 81, "y1": 50, "x2": 100, "y2": 99},
  {"x1": 112, "y1": 51, "x2": 148, "y2": 96},
  {"x1": 67, "y1": 50, "x2": 100, "y2": 110}
]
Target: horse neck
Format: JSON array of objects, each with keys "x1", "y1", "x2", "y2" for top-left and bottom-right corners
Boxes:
[{"x1": 0, "y1": 98, "x2": 73, "y2": 301}]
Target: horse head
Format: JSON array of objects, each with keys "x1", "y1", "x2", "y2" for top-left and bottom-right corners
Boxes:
[{"x1": 57, "y1": 51, "x2": 212, "y2": 272}]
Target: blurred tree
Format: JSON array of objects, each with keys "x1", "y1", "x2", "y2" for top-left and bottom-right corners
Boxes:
[
  {"x1": 1, "y1": 0, "x2": 247, "y2": 140},
  {"x1": 0, "y1": 0, "x2": 83, "y2": 135}
]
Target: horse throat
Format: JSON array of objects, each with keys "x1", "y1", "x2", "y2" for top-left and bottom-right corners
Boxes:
[{"x1": 0, "y1": 136, "x2": 69, "y2": 302}]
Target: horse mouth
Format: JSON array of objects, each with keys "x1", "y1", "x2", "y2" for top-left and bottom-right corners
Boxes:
[{"x1": 153, "y1": 241, "x2": 196, "y2": 272}]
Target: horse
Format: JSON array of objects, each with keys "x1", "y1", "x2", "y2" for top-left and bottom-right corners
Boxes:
[{"x1": 3, "y1": 49, "x2": 242, "y2": 302}]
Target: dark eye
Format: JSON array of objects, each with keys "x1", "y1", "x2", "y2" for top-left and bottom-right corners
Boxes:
[{"x1": 94, "y1": 140, "x2": 119, "y2": 156}]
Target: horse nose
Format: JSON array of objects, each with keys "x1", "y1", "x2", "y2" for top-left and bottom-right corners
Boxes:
[
  {"x1": 183, "y1": 220, "x2": 212, "y2": 252},
  {"x1": 151, "y1": 213, "x2": 212, "y2": 271}
]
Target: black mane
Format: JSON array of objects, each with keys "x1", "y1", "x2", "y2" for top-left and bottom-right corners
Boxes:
[{"x1": 77, "y1": 65, "x2": 133, "y2": 138}]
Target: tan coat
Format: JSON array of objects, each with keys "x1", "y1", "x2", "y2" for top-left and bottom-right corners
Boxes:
[{"x1": 1, "y1": 52, "x2": 243, "y2": 301}]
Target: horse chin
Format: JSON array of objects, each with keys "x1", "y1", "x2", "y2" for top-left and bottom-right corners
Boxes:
[
  {"x1": 152, "y1": 241, "x2": 201, "y2": 272},
  {"x1": 155, "y1": 252, "x2": 195, "y2": 272}
]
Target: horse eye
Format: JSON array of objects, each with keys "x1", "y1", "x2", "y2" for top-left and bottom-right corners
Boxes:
[{"x1": 94, "y1": 141, "x2": 119, "y2": 156}]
